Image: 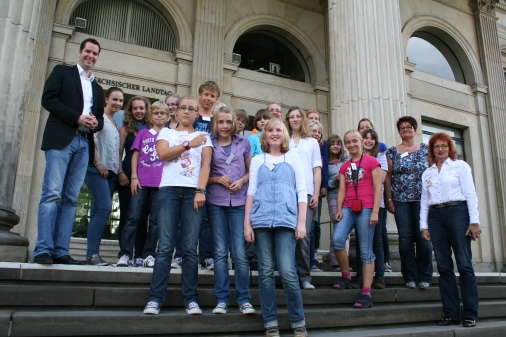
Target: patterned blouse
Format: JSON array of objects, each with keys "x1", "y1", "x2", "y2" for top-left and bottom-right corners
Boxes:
[{"x1": 386, "y1": 143, "x2": 429, "y2": 202}]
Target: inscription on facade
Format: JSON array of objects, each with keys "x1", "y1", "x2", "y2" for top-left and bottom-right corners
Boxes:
[{"x1": 95, "y1": 77, "x2": 172, "y2": 96}]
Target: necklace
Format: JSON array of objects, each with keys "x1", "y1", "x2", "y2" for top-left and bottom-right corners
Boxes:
[{"x1": 402, "y1": 142, "x2": 417, "y2": 150}]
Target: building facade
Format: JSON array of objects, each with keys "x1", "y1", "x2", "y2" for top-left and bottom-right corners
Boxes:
[{"x1": 1, "y1": 0, "x2": 505, "y2": 272}]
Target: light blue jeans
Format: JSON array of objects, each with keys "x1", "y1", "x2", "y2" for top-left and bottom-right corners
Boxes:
[
  {"x1": 34, "y1": 135, "x2": 89, "y2": 258},
  {"x1": 255, "y1": 227, "x2": 305, "y2": 329},
  {"x1": 332, "y1": 207, "x2": 376, "y2": 264},
  {"x1": 207, "y1": 204, "x2": 251, "y2": 306},
  {"x1": 84, "y1": 166, "x2": 117, "y2": 258}
]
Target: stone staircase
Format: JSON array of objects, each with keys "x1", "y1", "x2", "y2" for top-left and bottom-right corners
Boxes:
[{"x1": 1, "y1": 262, "x2": 506, "y2": 336}]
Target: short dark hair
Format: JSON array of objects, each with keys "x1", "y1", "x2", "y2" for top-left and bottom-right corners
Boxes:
[
  {"x1": 198, "y1": 81, "x2": 220, "y2": 97},
  {"x1": 80, "y1": 38, "x2": 101, "y2": 53},
  {"x1": 396, "y1": 116, "x2": 418, "y2": 131},
  {"x1": 254, "y1": 109, "x2": 271, "y2": 123}
]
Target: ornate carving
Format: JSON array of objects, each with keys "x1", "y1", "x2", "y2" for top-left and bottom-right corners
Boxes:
[{"x1": 470, "y1": 0, "x2": 499, "y2": 14}]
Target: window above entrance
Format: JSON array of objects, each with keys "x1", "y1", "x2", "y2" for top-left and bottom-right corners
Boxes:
[
  {"x1": 69, "y1": 0, "x2": 176, "y2": 53},
  {"x1": 233, "y1": 31, "x2": 309, "y2": 83}
]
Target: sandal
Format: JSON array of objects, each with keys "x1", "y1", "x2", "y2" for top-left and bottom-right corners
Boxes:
[
  {"x1": 332, "y1": 277, "x2": 352, "y2": 290},
  {"x1": 353, "y1": 294, "x2": 374, "y2": 308}
]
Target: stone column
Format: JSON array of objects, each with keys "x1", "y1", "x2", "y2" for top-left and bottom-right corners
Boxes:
[
  {"x1": 0, "y1": 0, "x2": 48, "y2": 261},
  {"x1": 191, "y1": 0, "x2": 225, "y2": 98},
  {"x1": 471, "y1": 0, "x2": 506, "y2": 271},
  {"x1": 327, "y1": 0, "x2": 407, "y2": 145}
]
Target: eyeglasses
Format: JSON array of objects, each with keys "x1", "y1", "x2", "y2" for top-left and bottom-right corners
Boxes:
[
  {"x1": 178, "y1": 106, "x2": 196, "y2": 113},
  {"x1": 399, "y1": 126, "x2": 414, "y2": 131},
  {"x1": 167, "y1": 103, "x2": 178, "y2": 107},
  {"x1": 152, "y1": 111, "x2": 168, "y2": 116},
  {"x1": 433, "y1": 144, "x2": 449, "y2": 150}
]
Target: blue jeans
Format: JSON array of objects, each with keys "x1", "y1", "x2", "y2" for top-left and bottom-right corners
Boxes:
[
  {"x1": 393, "y1": 201, "x2": 433, "y2": 284},
  {"x1": 149, "y1": 187, "x2": 203, "y2": 306},
  {"x1": 429, "y1": 204, "x2": 478, "y2": 321},
  {"x1": 332, "y1": 207, "x2": 375, "y2": 263},
  {"x1": 117, "y1": 185, "x2": 148, "y2": 258},
  {"x1": 309, "y1": 198, "x2": 322, "y2": 267},
  {"x1": 254, "y1": 227, "x2": 305, "y2": 329},
  {"x1": 381, "y1": 209, "x2": 390, "y2": 262},
  {"x1": 119, "y1": 186, "x2": 159, "y2": 259},
  {"x1": 84, "y1": 166, "x2": 117, "y2": 258},
  {"x1": 199, "y1": 207, "x2": 213, "y2": 262},
  {"x1": 34, "y1": 135, "x2": 89, "y2": 258},
  {"x1": 355, "y1": 207, "x2": 386, "y2": 277},
  {"x1": 207, "y1": 204, "x2": 251, "y2": 305}
]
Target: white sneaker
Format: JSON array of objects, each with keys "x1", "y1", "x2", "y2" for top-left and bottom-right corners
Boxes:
[
  {"x1": 143, "y1": 255, "x2": 155, "y2": 268},
  {"x1": 302, "y1": 281, "x2": 315, "y2": 290},
  {"x1": 143, "y1": 301, "x2": 160, "y2": 314},
  {"x1": 239, "y1": 302, "x2": 256, "y2": 314},
  {"x1": 171, "y1": 257, "x2": 182, "y2": 269},
  {"x1": 384, "y1": 262, "x2": 393, "y2": 272},
  {"x1": 116, "y1": 255, "x2": 130, "y2": 267},
  {"x1": 212, "y1": 302, "x2": 228, "y2": 314},
  {"x1": 201, "y1": 258, "x2": 214, "y2": 270},
  {"x1": 134, "y1": 257, "x2": 144, "y2": 267},
  {"x1": 185, "y1": 302, "x2": 202, "y2": 315}
]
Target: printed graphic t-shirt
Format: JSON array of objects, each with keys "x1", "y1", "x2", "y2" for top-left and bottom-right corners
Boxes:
[
  {"x1": 157, "y1": 128, "x2": 212, "y2": 188},
  {"x1": 339, "y1": 154, "x2": 380, "y2": 209},
  {"x1": 193, "y1": 115, "x2": 213, "y2": 133},
  {"x1": 130, "y1": 128, "x2": 164, "y2": 187}
]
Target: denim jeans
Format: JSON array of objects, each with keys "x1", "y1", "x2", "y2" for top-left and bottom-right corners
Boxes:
[
  {"x1": 84, "y1": 166, "x2": 117, "y2": 258},
  {"x1": 381, "y1": 208, "x2": 390, "y2": 262},
  {"x1": 117, "y1": 185, "x2": 148, "y2": 258},
  {"x1": 355, "y1": 208, "x2": 386, "y2": 277},
  {"x1": 393, "y1": 201, "x2": 433, "y2": 284},
  {"x1": 118, "y1": 187, "x2": 159, "y2": 259},
  {"x1": 207, "y1": 204, "x2": 251, "y2": 305},
  {"x1": 332, "y1": 207, "x2": 375, "y2": 264},
  {"x1": 254, "y1": 227, "x2": 305, "y2": 328},
  {"x1": 173, "y1": 223, "x2": 182, "y2": 260},
  {"x1": 295, "y1": 196, "x2": 313, "y2": 285},
  {"x1": 198, "y1": 207, "x2": 213, "y2": 262},
  {"x1": 149, "y1": 187, "x2": 203, "y2": 306},
  {"x1": 34, "y1": 135, "x2": 89, "y2": 258},
  {"x1": 429, "y1": 204, "x2": 478, "y2": 321},
  {"x1": 309, "y1": 198, "x2": 322, "y2": 267}
]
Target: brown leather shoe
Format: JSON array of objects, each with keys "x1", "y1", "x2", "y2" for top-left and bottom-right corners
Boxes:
[{"x1": 372, "y1": 275, "x2": 385, "y2": 289}]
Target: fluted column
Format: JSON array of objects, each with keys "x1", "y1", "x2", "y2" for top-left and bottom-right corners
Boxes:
[
  {"x1": 0, "y1": 0, "x2": 46, "y2": 261},
  {"x1": 327, "y1": 0, "x2": 407, "y2": 145},
  {"x1": 191, "y1": 0, "x2": 225, "y2": 98},
  {"x1": 471, "y1": 0, "x2": 506, "y2": 271}
]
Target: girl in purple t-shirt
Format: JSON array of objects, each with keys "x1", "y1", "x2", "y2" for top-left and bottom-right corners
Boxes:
[
  {"x1": 331, "y1": 130, "x2": 382, "y2": 309},
  {"x1": 206, "y1": 106, "x2": 255, "y2": 315},
  {"x1": 116, "y1": 101, "x2": 168, "y2": 268}
]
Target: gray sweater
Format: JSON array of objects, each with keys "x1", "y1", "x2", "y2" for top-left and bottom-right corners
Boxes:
[{"x1": 327, "y1": 155, "x2": 349, "y2": 200}]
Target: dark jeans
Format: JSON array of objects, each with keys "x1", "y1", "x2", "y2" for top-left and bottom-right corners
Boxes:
[
  {"x1": 393, "y1": 201, "x2": 433, "y2": 284},
  {"x1": 149, "y1": 187, "x2": 203, "y2": 305},
  {"x1": 84, "y1": 167, "x2": 117, "y2": 258},
  {"x1": 429, "y1": 204, "x2": 478, "y2": 321},
  {"x1": 309, "y1": 198, "x2": 322, "y2": 267},
  {"x1": 356, "y1": 207, "x2": 386, "y2": 277},
  {"x1": 198, "y1": 206, "x2": 213, "y2": 262},
  {"x1": 381, "y1": 209, "x2": 390, "y2": 262},
  {"x1": 117, "y1": 185, "x2": 148, "y2": 258},
  {"x1": 118, "y1": 187, "x2": 159, "y2": 259},
  {"x1": 173, "y1": 223, "x2": 182, "y2": 260}
]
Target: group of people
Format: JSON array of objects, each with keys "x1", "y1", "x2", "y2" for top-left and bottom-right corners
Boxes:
[{"x1": 33, "y1": 38, "x2": 482, "y2": 337}]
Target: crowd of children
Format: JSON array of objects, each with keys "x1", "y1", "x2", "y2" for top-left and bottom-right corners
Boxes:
[{"x1": 81, "y1": 79, "x2": 399, "y2": 337}]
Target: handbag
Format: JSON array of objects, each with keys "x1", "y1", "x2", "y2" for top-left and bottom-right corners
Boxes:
[{"x1": 351, "y1": 154, "x2": 363, "y2": 213}]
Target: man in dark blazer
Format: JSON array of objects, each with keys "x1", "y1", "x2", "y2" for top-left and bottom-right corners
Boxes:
[{"x1": 33, "y1": 38, "x2": 105, "y2": 264}]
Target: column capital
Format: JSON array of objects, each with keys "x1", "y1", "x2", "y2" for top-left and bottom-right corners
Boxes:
[
  {"x1": 469, "y1": 0, "x2": 499, "y2": 15},
  {"x1": 175, "y1": 49, "x2": 193, "y2": 64},
  {"x1": 404, "y1": 61, "x2": 417, "y2": 75},
  {"x1": 471, "y1": 83, "x2": 489, "y2": 94},
  {"x1": 52, "y1": 23, "x2": 74, "y2": 39}
]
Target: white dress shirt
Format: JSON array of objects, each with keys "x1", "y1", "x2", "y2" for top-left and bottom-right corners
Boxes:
[
  {"x1": 77, "y1": 64, "x2": 95, "y2": 132},
  {"x1": 289, "y1": 136, "x2": 322, "y2": 196},
  {"x1": 420, "y1": 158, "x2": 480, "y2": 230},
  {"x1": 94, "y1": 116, "x2": 120, "y2": 173}
]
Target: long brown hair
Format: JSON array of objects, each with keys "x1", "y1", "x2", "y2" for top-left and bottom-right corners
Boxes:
[
  {"x1": 361, "y1": 129, "x2": 379, "y2": 158},
  {"x1": 285, "y1": 106, "x2": 309, "y2": 138},
  {"x1": 428, "y1": 132, "x2": 457, "y2": 166},
  {"x1": 123, "y1": 96, "x2": 152, "y2": 134},
  {"x1": 328, "y1": 134, "x2": 347, "y2": 162}
]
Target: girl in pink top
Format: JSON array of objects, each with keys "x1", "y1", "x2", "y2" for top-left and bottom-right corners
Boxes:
[{"x1": 331, "y1": 130, "x2": 382, "y2": 309}]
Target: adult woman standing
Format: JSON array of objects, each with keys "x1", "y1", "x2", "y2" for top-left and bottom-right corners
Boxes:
[
  {"x1": 332, "y1": 131, "x2": 382, "y2": 309},
  {"x1": 420, "y1": 133, "x2": 480, "y2": 328},
  {"x1": 117, "y1": 96, "x2": 151, "y2": 266},
  {"x1": 84, "y1": 87, "x2": 123, "y2": 265},
  {"x1": 385, "y1": 116, "x2": 432, "y2": 289},
  {"x1": 285, "y1": 107, "x2": 322, "y2": 290},
  {"x1": 244, "y1": 119, "x2": 308, "y2": 337}
]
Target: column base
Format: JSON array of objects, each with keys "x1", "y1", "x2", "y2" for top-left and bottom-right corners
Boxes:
[{"x1": 0, "y1": 205, "x2": 29, "y2": 262}]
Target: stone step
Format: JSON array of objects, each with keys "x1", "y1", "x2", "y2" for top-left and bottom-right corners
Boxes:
[
  {"x1": 2, "y1": 283, "x2": 506, "y2": 308},
  {"x1": 4, "y1": 301, "x2": 506, "y2": 336}
]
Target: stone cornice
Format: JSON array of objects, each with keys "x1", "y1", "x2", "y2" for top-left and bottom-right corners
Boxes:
[
  {"x1": 431, "y1": 0, "x2": 473, "y2": 15},
  {"x1": 276, "y1": 0, "x2": 324, "y2": 14},
  {"x1": 174, "y1": 49, "x2": 193, "y2": 63},
  {"x1": 469, "y1": 0, "x2": 499, "y2": 15},
  {"x1": 471, "y1": 83, "x2": 489, "y2": 94},
  {"x1": 52, "y1": 23, "x2": 74, "y2": 39}
]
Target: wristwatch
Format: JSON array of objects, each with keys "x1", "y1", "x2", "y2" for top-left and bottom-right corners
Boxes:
[{"x1": 182, "y1": 141, "x2": 190, "y2": 151}]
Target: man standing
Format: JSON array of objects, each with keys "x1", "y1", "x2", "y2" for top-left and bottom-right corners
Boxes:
[{"x1": 33, "y1": 38, "x2": 104, "y2": 265}]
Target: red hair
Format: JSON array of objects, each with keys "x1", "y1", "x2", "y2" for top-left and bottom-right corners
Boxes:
[{"x1": 428, "y1": 132, "x2": 457, "y2": 166}]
